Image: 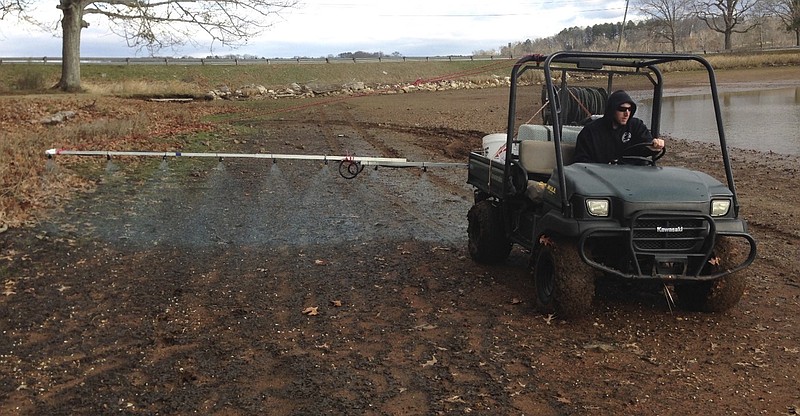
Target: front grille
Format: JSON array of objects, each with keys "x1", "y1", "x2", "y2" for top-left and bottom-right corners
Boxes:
[{"x1": 632, "y1": 216, "x2": 709, "y2": 252}]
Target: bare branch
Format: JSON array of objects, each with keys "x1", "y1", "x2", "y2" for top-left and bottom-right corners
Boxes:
[
  {"x1": 694, "y1": 0, "x2": 761, "y2": 48},
  {"x1": 761, "y1": 0, "x2": 800, "y2": 36},
  {"x1": 79, "y1": 0, "x2": 298, "y2": 51},
  {"x1": 0, "y1": 0, "x2": 29, "y2": 19},
  {"x1": 634, "y1": 0, "x2": 694, "y2": 50}
]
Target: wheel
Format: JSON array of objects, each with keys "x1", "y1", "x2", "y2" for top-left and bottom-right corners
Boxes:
[
  {"x1": 675, "y1": 237, "x2": 747, "y2": 312},
  {"x1": 531, "y1": 237, "x2": 595, "y2": 318},
  {"x1": 467, "y1": 200, "x2": 512, "y2": 264}
]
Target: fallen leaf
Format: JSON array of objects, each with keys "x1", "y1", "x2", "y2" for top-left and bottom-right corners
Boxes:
[
  {"x1": 511, "y1": 298, "x2": 522, "y2": 305},
  {"x1": 584, "y1": 343, "x2": 615, "y2": 352},
  {"x1": 556, "y1": 396, "x2": 572, "y2": 404},
  {"x1": 330, "y1": 300, "x2": 342, "y2": 307},
  {"x1": 0, "y1": 249, "x2": 17, "y2": 261},
  {"x1": 422, "y1": 355, "x2": 437, "y2": 367},
  {"x1": 302, "y1": 306, "x2": 319, "y2": 316},
  {"x1": 314, "y1": 259, "x2": 326, "y2": 265},
  {"x1": 3, "y1": 280, "x2": 16, "y2": 296}
]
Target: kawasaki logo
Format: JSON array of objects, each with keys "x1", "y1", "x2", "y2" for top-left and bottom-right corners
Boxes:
[{"x1": 657, "y1": 226, "x2": 684, "y2": 233}]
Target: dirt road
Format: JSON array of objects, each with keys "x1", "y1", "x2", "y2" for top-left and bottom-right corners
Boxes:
[{"x1": 2, "y1": 74, "x2": 800, "y2": 415}]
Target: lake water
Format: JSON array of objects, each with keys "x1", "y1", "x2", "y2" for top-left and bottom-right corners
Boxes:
[{"x1": 637, "y1": 87, "x2": 800, "y2": 156}]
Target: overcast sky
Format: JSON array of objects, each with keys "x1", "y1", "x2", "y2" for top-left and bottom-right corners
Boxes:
[{"x1": 0, "y1": 0, "x2": 632, "y2": 58}]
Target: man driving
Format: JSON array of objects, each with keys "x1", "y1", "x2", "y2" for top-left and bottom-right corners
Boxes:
[{"x1": 574, "y1": 90, "x2": 665, "y2": 164}]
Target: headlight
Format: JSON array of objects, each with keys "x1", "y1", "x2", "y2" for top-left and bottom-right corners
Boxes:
[
  {"x1": 711, "y1": 199, "x2": 731, "y2": 217},
  {"x1": 586, "y1": 199, "x2": 610, "y2": 217}
]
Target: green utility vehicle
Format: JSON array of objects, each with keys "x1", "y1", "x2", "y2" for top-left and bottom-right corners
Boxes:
[{"x1": 466, "y1": 52, "x2": 756, "y2": 318}]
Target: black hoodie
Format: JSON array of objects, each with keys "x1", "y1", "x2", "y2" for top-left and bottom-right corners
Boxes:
[{"x1": 573, "y1": 90, "x2": 654, "y2": 163}]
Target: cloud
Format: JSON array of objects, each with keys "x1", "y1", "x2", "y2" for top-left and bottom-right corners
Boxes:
[{"x1": 0, "y1": 0, "x2": 632, "y2": 58}]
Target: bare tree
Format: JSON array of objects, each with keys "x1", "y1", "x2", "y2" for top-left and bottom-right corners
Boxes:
[
  {"x1": 761, "y1": 0, "x2": 800, "y2": 45},
  {"x1": 1, "y1": 0, "x2": 297, "y2": 91},
  {"x1": 695, "y1": 0, "x2": 761, "y2": 49},
  {"x1": 0, "y1": 0, "x2": 24, "y2": 18},
  {"x1": 635, "y1": 0, "x2": 694, "y2": 51}
]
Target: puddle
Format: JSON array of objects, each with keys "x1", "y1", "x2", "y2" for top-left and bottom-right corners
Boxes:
[{"x1": 638, "y1": 87, "x2": 800, "y2": 155}]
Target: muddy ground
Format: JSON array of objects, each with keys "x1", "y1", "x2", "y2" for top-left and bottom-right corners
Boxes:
[{"x1": 2, "y1": 68, "x2": 800, "y2": 415}]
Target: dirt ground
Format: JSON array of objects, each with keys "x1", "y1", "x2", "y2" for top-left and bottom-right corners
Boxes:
[{"x1": 1, "y1": 67, "x2": 800, "y2": 415}]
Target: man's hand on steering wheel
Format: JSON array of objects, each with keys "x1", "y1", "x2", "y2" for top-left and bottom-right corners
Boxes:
[{"x1": 649, "y1": 138, "x2": 665, "y2": 152}]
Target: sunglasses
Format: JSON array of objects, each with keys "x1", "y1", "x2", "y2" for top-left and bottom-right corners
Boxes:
[{"x1": 617, "y1": 106, "x2": 633, "y2": 113}]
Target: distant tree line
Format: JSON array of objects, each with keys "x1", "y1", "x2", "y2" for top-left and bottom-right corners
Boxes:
[
  {"x1": 334, "y1": 51, "x2": 403, "y2": 59},
  {"x1": 477, "y1": 0, "x2": 799, "y2": 56},
  {"x1": 204, "y1": 51, "x2": 407, "y2": 61}
]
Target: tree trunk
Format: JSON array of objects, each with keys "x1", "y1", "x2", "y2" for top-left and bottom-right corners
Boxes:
[
  {"x1": 670, "y1": 27, "x2": 677, "y2": 52},
  {"x1": 724, "y1": 29, "x2": 733, "y2": 50},
  {"x1": 57, "y1": 1, "x2": 84, "y2": 92}
]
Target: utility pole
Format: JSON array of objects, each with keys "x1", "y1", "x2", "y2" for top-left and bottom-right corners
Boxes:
[{"x1": 617, "y1": 0, "x2": 630, "y2": 52}]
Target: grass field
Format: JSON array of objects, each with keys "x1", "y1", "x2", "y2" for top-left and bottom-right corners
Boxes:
[
  {"x1": 0, "y1": 59, "x2": 515, "y2": 95},
  {"x1": 2, "y1": 49, "x2": 799, "y2": 95}
]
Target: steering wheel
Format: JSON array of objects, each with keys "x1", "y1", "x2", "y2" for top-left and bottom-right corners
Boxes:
[{"x1": 617, "y1": 141, "x2": 666, "y2": 166}]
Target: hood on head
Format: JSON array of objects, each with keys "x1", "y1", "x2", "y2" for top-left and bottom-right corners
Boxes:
[{"x1": 604, "y1": 90, "x2": 637, "y2": 118}]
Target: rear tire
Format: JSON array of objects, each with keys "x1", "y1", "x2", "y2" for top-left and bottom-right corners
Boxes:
[
  {"x1": 532, "y1": 238, "x2": 595, "y2": 319},
  {"x1": 467, "y1": 200, "x2": 512, "y2": 264},
  {"x1": 676, "y1": 237, "x2": 747, "y2": 312}
]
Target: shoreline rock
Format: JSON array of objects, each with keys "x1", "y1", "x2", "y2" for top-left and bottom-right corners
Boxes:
[{"x1": 205, "y1": 76, "x2": 515, "y2": 100}]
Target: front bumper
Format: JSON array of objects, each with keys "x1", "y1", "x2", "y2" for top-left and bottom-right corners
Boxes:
[{"x1": 575, "y1": 212, "x2": 757, "y2": 280}]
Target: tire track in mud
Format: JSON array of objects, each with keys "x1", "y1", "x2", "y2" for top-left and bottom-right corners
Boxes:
[
  {"x1": 308, "y1": 103, "x2": 470, "y2": 244},
  {"x1": 332, "y1": 103, "x2": 471, "y2": 240}
]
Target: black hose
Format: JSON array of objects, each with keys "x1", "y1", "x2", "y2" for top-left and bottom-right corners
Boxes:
[{"x1": 541, "y1": 86, "x2": 607, "y2": 125}]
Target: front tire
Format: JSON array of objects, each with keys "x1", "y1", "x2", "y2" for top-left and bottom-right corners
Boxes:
[
  {"x1": 467, "y1": 200, "x2": 512, "y2": 264},
  {"x1": 676, "y1": 237, "x2": 747, "y2": 312},
  {"x1": 532, "y1": 237, "x2": 595, "y2": 319}
]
